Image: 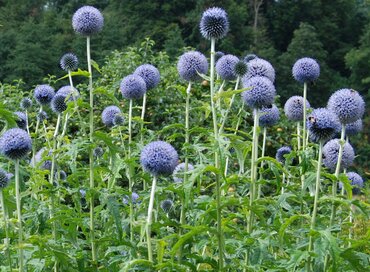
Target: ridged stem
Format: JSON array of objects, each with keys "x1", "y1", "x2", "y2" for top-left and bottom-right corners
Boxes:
[
  {"x1": 257, "y1": 127, "x2": 267, "y2": 199},
  {"x1": 0, "y1": 189, "x2": 12, "y2": 269},
  {"x1": 146, "y1": 175, "x2": 157, "y2": 262},
  {"x1": 140, "y1": 93, "x2": 147, "y2": 143},
  {"x1": 68, "y1": 71, "x2": 84, "y2": 135},
  {"x1": 15, "y1": 159, "x2": 24, "y2": 272},
  {"x1": 128, "y1": 99, "x2": 134, "y2": 242},
  {"x1": 219, "y1": 76, "x2": 240, "y2": 135}
]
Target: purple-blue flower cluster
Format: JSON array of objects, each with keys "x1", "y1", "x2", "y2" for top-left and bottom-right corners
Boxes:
[
  {"x1": 242, "y1": 76, "x2": 276, "y2": 108},
  {"x1": 160, "y1": 199, "x2": 174, "y2": 213},
  {"x1": 199, "y1": 7, "x2": 229, "y2": 40},
  {"x1": 0, "y1": 128, "x2": 32, "y2": 160},
  {"x1": 215, "y1": 54, "x2": 239, "y2": 81},
  {"x1": 257, "y1": 104, "x2": 280, "y2": 127},
  {"x1": 177, "y1": 51, "x2": 208, "y2": 82},
  {"x1": 244, "y1": 58, "x2": 275, "y2": 83},
  {"x1": 345, "y1": 119, "x2": 363, "y2": 137},
  {"x1": 102, "y1": 106, "x2": 121, "y2": 128},
  {"x1": 123, "y1": 192, "x2": 140, "y2": 205},
  {"x1": 120, "y1": 74, "x2": 147, "y2": 100},
  {"x1": 134, "y1": 64, "x2": 160, "y2": 90},
  {"x1": 34, "y1": 84, "x2": 55, "y2": 105},
  {"x1": 276, "y1": 146, "x2": 292, "y2": 164},
  {"x1": 322, "y1": 139, "x2": 355, "y2": 171},
  {"x1": 292, "y1": 57, "x2": 320, "y2": 83},
  {"x1": 307, "y1": 108, "x2": 340, "y2": 142},
  {"x1": 33, "y1": 148, "x2": 52, "y2": 170},
  {"x1": 172, "y1": 162, "x2": 195, "y2": 183},
  {"x1": 284, "y1": 96, "x2": 310, "y2": 122},
  {"x1": 57, "y1": 85, "x2": 79, "y2": 101},
  {"x1": 20, "y1": 98, "x2": 32, "y2": 110},
  {"x1": 60, "y1": 53, "x2": 79, "y2": 72},
  {"x1": 14, "y1": 111, "x2": 27, "y2": 130},
  {"x1": 72, "y1": 6, "x2": 104, "y2": 36},
  {"x1": 51, "y1": 94, "x2": 68, "y2": 114},
  {"x1": 0, "y1": 168, "x2": 10, "y2": 188}
]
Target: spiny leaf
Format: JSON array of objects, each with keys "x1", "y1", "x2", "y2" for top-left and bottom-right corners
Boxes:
[{"x1": 56, "y1": 69, "x2": 90, "y2": 81}]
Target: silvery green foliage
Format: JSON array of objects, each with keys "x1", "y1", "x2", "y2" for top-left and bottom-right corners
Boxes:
[
  {"x1": 34, "y1": 84, "x2": 55, "y2": 105},
  {"x1": 120, "y1": 74, "x2": 147, "y2": 99},
  {"x1": 32, "y1": 148, "x2": 52, "y2": 170},
  {"x1": 160, "y1": 199, "x2": 174, "y2": 213},
  {"x1": 244, "y1": 58, "x2": 275, "y2": 83},
  {"x1": 51, "y1": 94, "x2": 68, "y2": 114},
  {"x1": 56, "y1": 85, "x2": 79, "y2": 101},
  {"x1": 338, "y1": 172, "x2": 364, "y2": 195},
  {"x1": 284, "y1": 96, "x2": 311, "y2": 122},
  {"x1": 93, "y1": 147, "x2": 104, "y2": 157},
  {"x1": 292, "y1": 57, "x2": 320, "y2": 83},
  {"x1": 140, "y1": 141, "x2": 178, "y2": 176},
  {"x1": 72, "y1": 6, "x2": 104, "y2": 36},
  {"x1": 276, "y1": 146, "x2": 292, "y2": 164},
  {"x1": 215, "y1": 54, "x2": 239, "y2": 80},
  {"x1": 177, "y1": 51, "x2": 209, "y2": 82},
  {"x1": 134, "y1": 64, "x2": 160, "y2": 90},
  {"x1": 14, "y1": 111, "x2": 27, "y2": 130},
  {"x1": 60, "y1": 53, "x2": 79, "y2": 72},
  {"x1": 102, "y1": 106, "x2": 121, "y2": 128},
  {"x1": 20, "y1": 98, "x2": 32, "y2": 110},
  {"x1": 257, "y1": 104, "x2": 280, "y2": 127},
  {"x1": 0, "y1": 168, "x2": 10, "y2": 188},
  {"x1": 322, "y1": 139, "x2": 355, "y2": 171},
  {"x1": 0, "y1": 128, "x2": 32, "y2": 160},
  {"x1": 242, "y1": 76, "x2": 276, "y2": 109},
  {"x1": 199, "y1": 7, "x2": 229, "y2": 40},
  {"x1": 172, "y1": 162, "x2": 195, "y2": 183},
  {"x1": 307, "y1": 108, "x2": 340, "y2": 142},
  {"x1": 345, "y1": 119, "x2": 363, "y2": 137},
  {"x1": 123, "y1": 192, "x2": 140, "y2": 205},
  {"x1": 327, "y1": 88, "x2": 365, "y2": 124}
]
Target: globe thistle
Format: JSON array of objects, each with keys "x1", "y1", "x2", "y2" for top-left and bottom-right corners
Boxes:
[
  {"x1": 160, "y1": 199, "x2": 174, "y2": 213},
  {"x1": 292, "y1": 57, "x2": 320, "y2": 83},
  {"x1": 322, "y1": 139, "x2": 355, "y2": 171},
  {"x1": 199, "y1": 7, "x2": 229, "y2": 40},
  {"x1": 72, "y1": 6, "x2": 104, "y2": 36},
  {"x1": 6, "y1": 173, "x2": 13, "y2": 180},
  {"x1": 32, "y1": 148, "x2": 52, "y2": 170},
  {"x1": 307, "y1": 108, "x2": 340, "y2": 143},
  {"x1": 93, "y1": 146, "x2": 104, "y2": 157},
  {"x1": 234, "y1": 60, "x2": 248, "y2": 77},
  {"x1": 215, "y1": 51, "x2": 225, "y2": 62},
  {"x1": 242, "y1": 76, "x2": 276, "y2": 109},
  {"x1": 20, "y1": 98, "x2": 32, "y2": 110},
  {"x1": 339, "y1": 172, "x2": 364, "y2": 195},
  {"x1": 327, "y1": 89, "x2": 365, "y2": 124},
  {"x1": 37, "y1": 111, "x2": 48, "y2": 122},
  {"x1": 215, "y1": 54, "x2": 239, "y2": 81},
  {"x1": 244, "y1": 54, "x2": 258, "y2": 63},
  {"x1": 173, "y1": 162, "x2": 195, "y2": 183},
  {"x1": 134, "y1": 64, "x2": 160, "y2": 90},
  {"x1": 276, "y1": 146, "x2": 292, "y2": 164},
  {"x1": 0, "y1": 128, "x2": 32, "y2": 160},
  {"x1": 60, "y1": 53, "x2": 79, "y2": 72},
  {"x1": 244, "y1": 58, "x2": 275, "y2": 83},
  {"x1": 140, "y1": 141, "x2": 179, "y2": 176},
  {"x1": 34, "y1": 84, "x2": 55, "y2": 105},
  {"x1": 120, "y1": 74, "x2": 147, "y2": 100},
  {"x1": 257, "y1": 104, "x2": 280, "y2": 127},
  {"x1": 284, "y1": 96, "x2": 311, "y2": 122},
  {"x1": 14, "y1": 111, "x2": 27, "y2": 130},
  {"x1": 51, "y1": 94, "x2": 68, "y2": 114},
  {"x1": 345, "y1": 119, "x2": 363, "y2": 137},
  {"x1": 56, "y1": 85, "x2": 79, "y2": 101},
  {"x1": 123, "y1": 192, "x2": 140, "y2": 205},
  {"x1": 113, "y1": 114, "x2": 124, "y2": 126},
  {"x1": 0, "y1": 168, "x2": 10, "y2": 188},
  {"x1": 101, "y1": 106, "x2": 121, "y2": 128},
  {"x1": 177, "y1": 51, "x2": 209, "y2": 82},
  {"x1": 55, "y1": 170, "x2": 67, "y2": 181}
]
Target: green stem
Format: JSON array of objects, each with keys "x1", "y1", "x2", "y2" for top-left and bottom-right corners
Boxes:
[
  {"x1": 0, "y1": 189, "x2": 12, "y2": 269},
  {"x1": 25, "y1": 110, "x2": 30, "y2": 135},
  {"x1": 15, "y1": 159, "x2": 24, "y2": 272},
  {"x1": 297, "y1": 122, "x2": 301, "y2": 152},
  {"x1": 35, "y1": 106, "x2": 43, "y2": 135},
  {"x1": 128, "y1": 99, "x2": 134, "y2": 242},
  {"x1": 140, "y1": 93, "x2": 147, "y2": 144},
  {"x1": 257, "y1": 127, "x2": 267, "y2": 199},
  {"x1": 302, "y1": 82, "x2": 307, "y2": 151},
  {"x1": 219, "y1": 77, "x2": 240, "y2": 135},
  {"x1": 146, "y1": 175, "x2": 157, "y2": 262},
  {"x1": 68, "y1": 71, "x2": 85, "y2": 135}
]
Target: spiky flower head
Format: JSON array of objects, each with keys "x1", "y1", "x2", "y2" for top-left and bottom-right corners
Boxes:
[
  {"x1": 56, "y1": 85, "x2": 79, "y2": 101},
  {"x1": 292, "y1": 57, "x2": 320, "y2": 83},
  {"x1": 323, "y1": 139, "x2": 355, "y2": 171},
  {"x1": 339, "y1": 172, "x2": 364, "y2": 195},
  {"x1": 0, "y1": 128, "x2": 32, "y2": 160},
  {"x1": 160, "y1": 199, "x2": 174, "y2": 213},
  {"x1": 120, "y1": 74, "x2": 147, "y2": 100},
  {"x1": 200, "y1": 7, "x2": 229, "y2": 40},
  {"x1": 140, "y1": 141, "x2": 178, "y2": 176},
  {"x1": 234, "y1": 60, "x2": 248, "y2": 77},
  {"x1": 215, "y1": 51, "x2": 225, "y2": 62},
  {"x1": 244, "y1": 58, "x2": 275, "y2": 83},
  {"x1": 20, "y1": 98, "x2": 32, "y2": 110},
  {"x1": 37, "y1": 111, "x2": 48, "y2": 122},
  {"x1": 72, "y1": 6, "x2": 104, "y2": 36},
  {"x1": 51, "y1": 94, "x2": 68, "y2": 114},
  {"x1": 307, "y1": 108, "x2": 340, "y2": 143},
  {"x1": 242, "y1": 76, "x2": 276, "y2": 109},
  {"x1": 0, "y1": 169, "x2": 10, "y2": 188},
  {"x1": 327, "y1": 88, "x2": 365, "y2": 124},
  {"x1": 284, "y1": 96, "x2": 311, "y2": 121},
  {"x1": 123, "y1": 192, "x2": 140, "y2": 205},
  {"x1": 257, "y1": 104, "x2": 280, "y2": 127},
  {"x1": 60, "y1": 53, "x2": 79, "y2": 72},
  {"x1": 102, "y1": 106, "x2": 121, "y2": 128},
  {"x1": 93, "y1": 146, "x2": 104, "y2": 157},
  {"x1": 32, "y1": 148, "x2": 52, "y2": 170},
  {"x1": 134, "y1": 64, "x2": 160, "y2": 90},
  {"x1": 345, "y1": 119, "x2": 363, "y2": 137},
  {"x1": 34, "y1": 84, "x2": 55, "y2": 105},
  {"x1": 113, "y1": 114, "x2": 124, "y2": 126},
  {"x1": 215, "y1": 54, "x2": 239, "y2": 81},
  {"x1": 276, "y1": 146, "x2": 292, "y2": 164},
  {"x1": 14, "y1": 111, "x2": 27, "y2": 130},
  {"x1": 177, "y1": 51, "x2": 209, "y2": 82},
  {"x1": 173, "y1": 162, "x2": 195, "y2": 183},
  {"x1": 244, "y1": 54, "x2": 258, "y2": 63}
]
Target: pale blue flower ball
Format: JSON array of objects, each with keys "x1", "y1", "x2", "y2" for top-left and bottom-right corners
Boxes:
[
  {"x1": 123, "y1": 192, "x2": 140, "y2": 205},
  {"x1": 34, "y1": 84, "x2": 55, "y2": 105},
  {"x1": 51, "y1": 94, "x2": 68, "y2": 114},
  {"x1": 339, "y1": 172, "x2": 364, "y2": 195},
  {"x1": 33, "y1": 148, "x2": 52, "y2": 170},
  {"x1": 242, "y1": 76, "x2": 276, "y2": 108},
  {"x1": 102, "y1": 106, "x2": 121, "y2": 128},
  {"x1": 113, "y1": 114, "x2": 124, "y2": 126},
  {"x1": 172, "y1": 162, "x2": 195, "y2": 183},
  {"x1": 72, "y1": 6, "x2": 104, "y2": 36},
  {"x1": 20, "y1": 98, "x2": 32, "y2": 110},
  {"x1": 292, "y1": 57, "x2": 320, "y2": 83},
  {"x1": 276, "y1": 146, "x2": 292, "y2": 164},
  {"x1": 160, "y1": 199, "x2": 174, "y2": 213},
  {"x1": 93, "y1": 147, "x2": 104, "y2": 157},
  {"x1": 215, "y1": 54, "x2": 239, "y2": 81},
  {"x1": 0, "y1": 128, "x2": 32, "y2": 160},
  {"x1": 120, "y1": 74, "x2": 147, "y2": 100},
  {"x1": 323, "y1": 139, "x2": 355, "y2": 171},
  {"x1": 56, "y1": 85, "x2": 79, "y2": 101},
  {"x1": 177, "y1": 51, "x2": 209, "y2": 82},
  {"x1": 134, "y1": 64, "x2": 160, "y2": 90},
  {"x1": 14, "y1": 111, "x2": 27, "y2": 130},
  {"x1": 257, "y1": 104, "x2": 280, "y2": 127},
  {"x1": 345, "y1": 119, "x2": 363, "y2": 137},
  {"x1": 284, "y1": 96, "x2": 311, "y2": 122},
  {"x1": 200, "y1": 7, "x2": 229, "y2": 40},
  {"x1": 244, "y1": 58, "x2": 275, "y2": 83},
  {"x1": 60, "y1": 53, "x2": 79, "y2": 72},
  {"x1": 307, "y1": 108, "x2": 340, "y2": 142},
  {"x1": 0, "y1": 169, "x2": 10, "y2": 188}
]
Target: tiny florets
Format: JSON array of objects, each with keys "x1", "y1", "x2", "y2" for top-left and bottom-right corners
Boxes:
[
  {"x1": 60, "y1": 53, "x2": 79, "y2": 72},
  {"x1": 215, "y1": 54, "x2": 239, "y2": 81},
  {"x1": 37, "y1": 111, "x2": 48, "y2": 122},
  {"x1": 200, "y1": 7, "x2": 229, "y2": 40},
  {"x1": 276, "y1": 146, "x2": 292, "y2": 164},
  {"x1": 242, "y1": 76, "x2": 276, "y2": 109},
  {"x1": 123, "y1": 192, "x2": 140, "y2": 205},
  {"x1": 292, "y1": 57, "x2": 320, "y2": 83},
  {"x1": 244, "y1": 54, "x2": 258, "y2": 63},
  {"x1": 339, "y1": 172, "x2": 364, "y2": 195},
  {"x1": 93, "y1": 146, "x2": 104, "y2": 157},
  {"x1": 134, "y1": 64, "x2": 160, "y2": 90},
  {"x1": 234, "y1": 60, "x2": 248, "y2": 77},
  {"x1": 177, "y1": 51, "x2": 209, "y2": 82},
  {"x1": 327, "y1": 88, "x2": 365, "y2": 124},
  {"x1": 20, "y1": 98, "x2": 32, "y2": 110},
  {"x1": 14, "y1": 111, "x2": 27, "y2": 130},
  {"x1": 102, "y1": 106, "x2": 121, "y2": 128},
  {"x1": 257, "y1": 104, "x2": 280, "y2": 127},
  {"x1": 172, "y1": 162, "x2": 195, "y2": 183},
  {"x1": 307, "y1": 108, "x2": 340, "y2": 142},
  {"x1": 120, "y1": 74, "x2": 147, "y2": 100},
  {"x1": 0, "y1": 128, "x2": 32, "y2": 160},
  {"x1": 140, "y1": 141, "x2": 179, "y2": 176},
  {"x1": 284, "y1": 96, "x2": 311, "y2": 121},
  {"x1": 244, "y1": 58, "x2": 275, "y2": 83},
  {"x1": 113, "y1": 114, "x2": 124, "y2": 126},
  {"x1": 56, "y1": 85, "x2": 79, "y2": 101},
  {"x1": 345, "y1": 119, "x2": 363, "y2": 137},
  {"x1": 322, "y1": 139, "x2": 355, "y2": 171},
  {"x1": 34, "y1": 84, "x2": 55, "y2": 105},
  {"x1": 0, "y1": 169, "x2": 10, "y2": 188},
  {"x1": 72, "y1": 6, "x2": 104, "y2": 36},
  {"x1": 160, "y1": 199, "x2": 174, "y2": 213},
  {"x1": 51, "y1": 94, "x2": 68, "y2": 114}
]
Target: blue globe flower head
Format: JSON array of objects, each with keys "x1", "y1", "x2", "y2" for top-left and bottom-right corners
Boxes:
[
  {"x1": 37, "y1": 111, "x2": 48, "y2": 122},
  {"x1": 215, "y1": 51, "x2": 225, "y2": 62},
  {"x1": 323, "y1": 139, "x2": 355, "y2": 171},
  {"x1": 102, "y1": 106, "x2": 121, "y2": 128},
  {"x1": 51, "y1": 94, "x2": 68, "y2": 114},
  {"x1": 113, "y1": 114, "x2": 124, "y2": 126},
  {"x1": 244, "y1": 54, "x2": 258, "y2": 63},
  {"x1": 0, "y1": 128, "x2": 32, "y2": 160},
  {"x1": 161, "y1": 199, "x2": 174, "y2": 213},
  {"x1": 34, "y1": 84, "x2": 55, "y2": 105},
  {"x1": 140, "y1": 141, "x2": 179, "y2": 176},
  {"x1": 32, "y1": 148, "x2": 52, "y2": 170},
  {"x1": 257, "y1": 104, "x2": 280, "y2": 127},
  {"x1": 215, "y1": 54, "x2": 239, "y2": 81},
  {"x1": 57, "y1": 85, "x2": 80, "y2": 101},
  {"x1": 284, "y1": 95, "x2": 311, "y2": 122},
  {"x1": 134, "y1": 64, "x2": 160, "y2": 90},
  {"x1": 177, "y1": 51, "x2": 209, "y2": 82},
  {"x1": 60, "y1": 53, "x2": 79, "y2": 72},
  {"x1": 20, "y1": 98, "x2": 32, "y2": 110},
  {"x1": 345, "y1": 119, "x2": 363, "y2": 137},
  {"x1": 242, "y1": 76, "x2": 276, "y2": 109},
  {"x1": 0, "y1": 168, "x2": 10, "y2": 188},
  {"x1": 341, "y1": 172, "x2": 364, "y2": 195},
  {"x1": 14, "y1": 111, "x2": 27, "y2": 130},
  {"x1": 72, "y1": 6, "x2": 104, "y2": 36},
  {"x1": 292, "y1": 57, "x2": 320, "y2": 83},
  {"x1": 93, "y1": 146, "x2": 104, "y2": 157},
  {"x1": 123, "y1": 192, "x2": 140, "y2": 205},
  {"x1": 172, "y1": 162, "x2": 195, "y2": 183},
  {"x1": 234, "y1": 60, "x2": 248, "y2": 77},
  {"x1": 327, "y1": 88, "x2": 365, "y2": 124},
  {"x1": 307, "y1": 108, "x2": 340, "y2": 143},
  {"x1": 200, "y1": 7, "x2": 229, "y2": 40},
  {"x1": 276, "y1": 146, "x2": 292, "y2": 164},
  {"x1": 120, "y1": 74, "x2": 147, "y2": 100},
  {"x1": 244, "y1": 58, "x2": 275, "y2": 83}
]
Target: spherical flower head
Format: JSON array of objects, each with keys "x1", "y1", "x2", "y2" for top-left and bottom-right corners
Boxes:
[
  {"x1": 234, "y1": 60, "x2": 248, "y2": 77},
  {"x1": 113, "y1": 114, "x2": 124, "y2": 126},
  {"x1": 292, "y1": 57, "x2": 320, "y2": 83},
  {"x1": 20, "y1": 98, "x2": 32, "y2": 110},
  {"x1": 161, "y1": 199, "x2": 174, "y2": 213},
  {"x1": 200, "y1": 7, "x2": 229, "y2": 40},
  {"x1": 215, "y1": 51, "x2": 225, "y2": 62},
  {"x1": 140, "y1": 141, "x2": 179, "y2": 176},
  {"x1": 37, "y1": 111, "x2": 48, "y2": 122},
  {"x1": 276, "y1": 146, "x2": 292, "y2": 164},
  {"x1": 60, "y1": 53, "x2": 79, "y2": 72},
  {"x1": 284, "y1": 96, "x2": 311, "y2": 121},
  {"x1": 134, "y1": 64, "x2": 160, "y2": 90},
  {"x1": 120, "y1": 74, "x2": 147, "y2": 100},
  {"x1": 244, "y1": 54, "x2": 258, "y2": 63},
  {"x1": 242, "y1": 76, "x2": 276, "y2": 109},
  {"x1": 345, "y1": 119, "x2": 363, "y2": 137},
  {"x1": 0, "y1": 168, "x2": 10, "y2": 188},
  {"x1": 33, "y1": 148, "x2": 52, "y2": 170},
  {"x1": 34, "y1": 84, "x2": 55, "y2": 105},
  {"x1": 93, "y1": 146, "x2": 104, "y2": 157},
  {"x1": 307, "y1": 108, "x2": 340, "y2": 142},
  {"x1": 244, "y1": 58, "x2": 275, "y2": 83},
  {"x1": 101, "y1": 106, "x2": 121, "y2": 128},
  {"x1": 327, "y1": 88, "x2": 365, "y2": 124},
  {"x1": 123, "y1": 192, "x2": 140, "y2": 205},
  {"x1": 51, "y1": 94, "x2": 68, "y2": 114},
  {"x1": 343, "y1": 172, "x2": 364, "y2": 195},
  {"x1": 323, "y1": 139, "x2": 355, "y2": 171},
  {"x1": 257, "y1": 104, "x2": 280, "y2": 127},
  {"x1": 72, "y1": 6, "x2": 104, "y2": 36},
  {"x1": 57, "y1": 85, "x2": 79, "y2": 101},
  {"x1": 215, "y1": 54, "x2": 239, "y2": 81},
  {"x1": 0, "y1": 128, "x2": 32, "y2": 160},
  {"x1": 177, "y1": 51, "x2": 209, "y2": 82},
  {"x1": 172, "y1": 162, "x2": 195, "y2": 183},
  {"x1": 14, "y1": 111, "x2": 27, "y2": 130}
]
